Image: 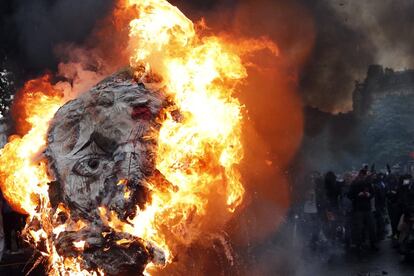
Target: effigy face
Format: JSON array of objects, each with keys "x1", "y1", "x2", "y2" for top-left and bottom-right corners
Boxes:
[{"x1": 45, "y1": 69, "x2": 166, "y2": 275}]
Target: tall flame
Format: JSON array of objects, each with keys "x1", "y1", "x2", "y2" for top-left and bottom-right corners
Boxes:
[
  {"x1": 113, "y1": 0, "x2": 277, "y2": 273},
  {"x1": 0, "y1": 75, "x2": 64, "y2": 215},
  {"x1": 0, "y1": 0, "x2": 278, "y2": 275}
]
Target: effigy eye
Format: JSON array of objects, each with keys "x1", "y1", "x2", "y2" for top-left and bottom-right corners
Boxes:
[{"x1": 73, "y1": 155, "x2": 103, "y2": 177}]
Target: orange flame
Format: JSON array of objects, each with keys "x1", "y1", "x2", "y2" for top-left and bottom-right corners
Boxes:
[
  {"x1": 108, "y1": 0, "x2": 278, "y2": 273},
  {"x1": 0, "y1": 0, "x2": 278, "y2": 275},
  {"x1": 0, "y1": 75, "x2": 64, "y2": 214}
]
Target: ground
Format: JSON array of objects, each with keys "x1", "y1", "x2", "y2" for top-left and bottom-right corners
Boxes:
[
  {"x1": 1, "y1": 239, "x2": 414, "y2": 275},
  {"x1": 300, "y1": 240, "x2": 414, "y2": 276}
]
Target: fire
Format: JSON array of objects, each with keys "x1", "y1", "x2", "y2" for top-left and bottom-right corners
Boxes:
[
  {"x1": 0, "y1": 0, "x2": 278, "y2": 275},
  {"x1": 116, "y1": 0, "x2": 276, "y2": 273},
  {"x1": 126, "y1": 0, "x2": 247, "y2": 219},
  {"x1": 0, "y1": 74, "x2": 64, "y2": 214}
]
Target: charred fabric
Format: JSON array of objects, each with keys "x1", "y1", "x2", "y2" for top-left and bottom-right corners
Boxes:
[{"x1": 29, "y1": 69, "x2": 171, "y2": 275}]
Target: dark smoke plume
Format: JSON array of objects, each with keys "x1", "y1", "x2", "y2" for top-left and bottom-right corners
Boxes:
[
  {"x1": 3, "y1": 0, "x2": 414, "y2": 113},
  {"x1": 0, "y1": 0, "x2": 113, "y2": 73},
  {"x1": 299, "y1": 0, "x2": 414, "y2": 113}
]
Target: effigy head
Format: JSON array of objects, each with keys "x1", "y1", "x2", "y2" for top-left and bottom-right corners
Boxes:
[{"x1": 45, "y1": 69, "x2": 166, "y2": 275}]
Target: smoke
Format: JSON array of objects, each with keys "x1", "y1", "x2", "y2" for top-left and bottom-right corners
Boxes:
[
  {"x1": 10, "y1": 0, "x2": 113, "y2": 71},
  {"x1": 295, "y1": 0, "x2": 414, "y2": 175},
  {"x1": 242, "y1": 221, "x2": 329, "y2": 276},
  {"x1": 299, "y1": 0, "x2": 414, "y2": 113},
  {"x1": 54, "y1": 44, "x2": 121, "y2": 98},
  {"x1": 295, "y1": 107, "x2": 363, "y2": 173},
  {"x1": 297, "y1": 0, "x2": 372, "y2": 113},
  {"x1": 326, "y1": 0, "x2": 414, "y2": 70},
  {"x1": 4, "y1": 0, "x2": 414, "y2": 113}
]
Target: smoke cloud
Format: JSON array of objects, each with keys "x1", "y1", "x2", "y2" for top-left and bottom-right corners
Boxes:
[
  {"x1": 299, "y1": 0, "x2": 414, "y2": 113},
  {"x1": 3, "y1": 0, "x2": 414, "y2": 112},
  {"x1": 1, "y1": 0, "x2": 113, "y2": 73},
  {"x1": 327, "y1": 0, "x2": 414, "y2": 70}
]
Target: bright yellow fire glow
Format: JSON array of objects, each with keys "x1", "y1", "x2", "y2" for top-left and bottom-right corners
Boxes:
[
  {"x1": 0, "y1": 75, "x2": 64, "y2": 215},
  {"x1": 0, "y1": 0, "x2": 277, "y2": 275}
]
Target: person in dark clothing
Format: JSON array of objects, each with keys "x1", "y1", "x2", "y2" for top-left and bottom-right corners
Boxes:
[
  {"x1": 373, "y1": 173, "x2": 387, "y2": 241},
  {"x1": 325, "y1": 171, "x2": 341, "y2": 211},
  {"x1": 398, "y1": 204, "x2": 414, "y2": 255},
  {"x1": 397, "y1": 175, "x2": 414, "y2": 215},
  {"x1": 348, "y1": 169, "x2": 378, "y2": 251},
  {"x1": 386, "y1": 172, "x2": 402, "y2": 239},
  {"x1": 2, "y1": 197, "x2": 23, "y2": 253},
  {"x1": 395, "y1": 174, "x2": 414, "y2": 246},
  {"x1": 339, "y1": 172, "x2": 355, "y2": 249},
  {"x1": 0, "y1": 190, "x2": 4, "y2": 261},
  {"x1": 301, "y1": 172, "x2": 324, "y2": 250},
  {"x1": 322, "y1": 171, "x2": 341, "y2": 242}
]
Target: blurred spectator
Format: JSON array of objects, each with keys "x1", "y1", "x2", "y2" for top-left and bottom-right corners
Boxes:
[
  {"x1": 302, "y1": 172, "x2": 323, "y2": 250},
  {"x1": 386, "y1": 172, "x2": 401, "y2": 239},
  {"x1": 339, "y1": 172, "x2": 355, "y2": 248},
  {"x1": 348, "y1": 169, "x2": 378, "y2": 251},
  {"x1": 2, "y1": 198, "x2": 21, "y2": 253},
  {"x1": 398, "y1": 205, "x2": 414, "y2": 254},
  {"x1": 0, "y1": 190, "x2": 4, "y2": 262},
  {"x1": 373, "y1": 173, "x2": 387, "y2": 240}
]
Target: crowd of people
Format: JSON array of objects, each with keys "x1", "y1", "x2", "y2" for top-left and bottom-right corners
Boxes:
[
  {"x1": 1, "y1": 163, "x2": 414, "y2": 265},
  {"x1": 299, "y1": 164, "x2": 414, "y2": 260}
]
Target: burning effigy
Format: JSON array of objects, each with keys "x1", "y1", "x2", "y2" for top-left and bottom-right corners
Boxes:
[
  {"x1": 0, "y1": 0, "x2": 279, "y2": 275},
  {"x1": 44, "y1": 69, "x2": 167, "y2": 274}
]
